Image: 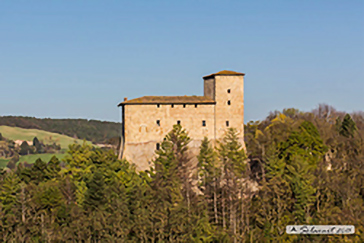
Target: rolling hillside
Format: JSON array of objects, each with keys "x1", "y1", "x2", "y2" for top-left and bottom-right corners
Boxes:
[
  {"x1": 0, "y1": 126, "x2": 94, "y2": 168},
  {"x1": 0, "y1": 126, "x2": 91, "y2": 150},
  {"x1": 0, "y1": 116, "x2": 121, "y2": 143}
]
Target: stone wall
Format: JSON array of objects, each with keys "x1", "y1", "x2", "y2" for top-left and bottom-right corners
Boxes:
[
  {"x1": 214, "y1": 75, "x2": 245, "y2": 141},
  {"x1": 121, "y1": 74, "x2": 245, "y2": 170}
]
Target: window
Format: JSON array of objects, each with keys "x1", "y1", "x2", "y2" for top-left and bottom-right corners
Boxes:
[
  {"x1": 227, "y1": 89, "x2": 231, "y2": 93},
  {"x1": 226, "y1": 121, "x2": 229, "y2": 127},
  {"x1": 157, "y1": 104, "x2": 160, "y2": 108},
  {"x1": 171, "y1": 104, "x2": 174, "y2": 108},
  {"x1": 183, "y1": 104, "x2": 186, "y2": 108},
  {"x1": 202, "y1": 120, "x2": 206, "y2": 127},
  {"x1": 227, "y1": 100, "x2": 231, "y2": 105},
  {"x1": 156, "y1": 120, "x2": 160, "y2": 126},
  {"x1": 156, "y1": 143, "x2": 160, "y2": 150},
  {"x1": 195, "y1": 104, "x2": 198, "y2": 108},
  {"x1": 177, "y1": 120, "x2": 181, "y2": 125}
]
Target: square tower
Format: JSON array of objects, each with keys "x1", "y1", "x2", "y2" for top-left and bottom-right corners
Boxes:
[{"x1": 203, "y1": 70, "x2": 245, "y2": 142}]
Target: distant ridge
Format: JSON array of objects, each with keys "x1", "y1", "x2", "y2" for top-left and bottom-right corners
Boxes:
[{"x1": 0, "y1": 116, "x2": 121, "y2": 144}]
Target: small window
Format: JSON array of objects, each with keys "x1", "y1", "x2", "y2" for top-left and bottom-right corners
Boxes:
[
  {"x1": 195, "y1": 104, "x2": 198, "y2": 108},
  {"x1": 156, "y1": 143, "x2": 160, "y2": 150},
  {"x1": 227, "y1": 100, "x2": 231, "y2": 105},
  {"x1": 202, "y1": 120, "x2": 206, "y2": 127},
  {"x1": 227, "y1": 89, "x2": 231, "y2": 93},
  {"x1": 177, "y1": 120, "x2": 181, "y2": 125},
  {"x1": 183, "y1": 104, "x2": 186, "y2": 108},
  {"x1": 171, "y1": 104, "x2": 174, "y2": 108},
  {"x1": 156, "y1": 120, "x2": 160, "y2": 126},
  {"x1": 157, "y1": 104, "x2": 160, "y2": 108},
  {"x1": 226, "y1": 121, "x2": 229, "y2": 127}
]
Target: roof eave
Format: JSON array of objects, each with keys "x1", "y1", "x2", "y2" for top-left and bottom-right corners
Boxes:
[
  {"x1": 203, "y1": 73, "x2": 245, "y2": 80},
  {"x1": 118, "y1": 101, "x2": 216, "y2": 106}
]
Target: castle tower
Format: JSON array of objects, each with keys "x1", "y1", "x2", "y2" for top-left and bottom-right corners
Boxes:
[{"x1": 203, "y1": 70, "x2": 245, "y2": 144}]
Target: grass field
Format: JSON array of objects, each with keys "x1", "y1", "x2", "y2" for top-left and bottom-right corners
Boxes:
[
  {"x1": 0, "y1": 126, "x2": 95, "y2": 168},
  {"x1": 0, "y1": 125, "x2": 92, "y2": 150},
  {"x1": 0, "y1": 158, "x2": 9, "y2": 168},
  {"x1": 0, "y1": 153, "x2": 68, "y2": 168}
]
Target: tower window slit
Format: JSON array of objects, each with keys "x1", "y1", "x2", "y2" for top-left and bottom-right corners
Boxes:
[
  {"x1": 177, "y1": 120, "x2": 181, "y2": 125},
  {"x1": 156, "y1": 143, "x2": 160, "y2": 150},
  {"x1": 156, "y1": 120, "x2": 160, "y2": 126},
  {"x1": 227, "y1": 100, "x2": 231, "y2": 105},
  {"x1": 226, "y1": 121, "x2": 229, "y2": 127},
  {"x1": 202, "y1": 120, "x2": 206, "y2": 127}
]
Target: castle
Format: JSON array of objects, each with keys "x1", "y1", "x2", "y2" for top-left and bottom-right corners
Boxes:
[{"x1": 118, "y1": 70, "x2": 245, "y2": 170}]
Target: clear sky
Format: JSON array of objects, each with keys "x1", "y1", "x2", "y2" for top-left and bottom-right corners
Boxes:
[{"x1": 1, "y1": 1, "x2": 363, "y2": 122}]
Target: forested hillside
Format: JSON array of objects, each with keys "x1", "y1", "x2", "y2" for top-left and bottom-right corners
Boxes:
[
  {"x1": 0, "y1": 104, "x2": 363, "y2": 242},
  {"x1": 0, "y1": 116, "x2": 120, "y2": 144}
]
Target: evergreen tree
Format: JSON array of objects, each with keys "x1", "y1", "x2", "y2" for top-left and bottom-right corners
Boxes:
[
  {"x1": 84, "y1": 171, "x2": 106, "y2": 210},
  {"x1": 30, "y1": 158, "x2": 47, "y2": 184},
  {"x1": 19, "y1": 141, "x2": 31, "y2": 155},
  {"x1": 150, "y1": 124, "x2": 192, "y2": 241},
  {"x1": 197, "y1": 137, "x2": 220, "y2": 225},
  {"x1": 45, "y1": 156, "x2": 61, "y2": 180},
  {"x1": 339, "y1": 114, "x2": 357, "y2": 138},
  {"x1": 217, "y1": 128, "x2": 247, "y2": 241},
  {"x1": 33, "y1": 137, "x2": 42, "y2": 153}
]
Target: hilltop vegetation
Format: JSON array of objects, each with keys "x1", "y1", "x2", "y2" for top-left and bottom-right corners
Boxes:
[
  {"x1": 0, "y1": 126, "x2": 91, "y2": 150},
  {"x1": 0, "y1": 126, "x2": 93, "y2": 168},
  {"x1": 0, "y1": 104, "x2": 363, "y2": 242},
  {"x1": 0, "y1": 116, "x2": 120, "y2": 144}
]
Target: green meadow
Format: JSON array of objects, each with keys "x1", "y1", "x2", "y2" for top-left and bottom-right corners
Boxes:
[
  {"x1": 0, "y1": 125, "x2": 92, "y2": 150},
  {"x1": 0, "y1": 126, "x2": 94, "y2": 168}
]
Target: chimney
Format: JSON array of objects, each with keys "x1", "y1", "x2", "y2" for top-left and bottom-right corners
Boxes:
[{"x1": 124, "y1": 97, "x2": 128, "y2": 101}]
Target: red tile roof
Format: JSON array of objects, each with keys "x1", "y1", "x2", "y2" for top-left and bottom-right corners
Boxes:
[{"x1": 203, "y1": 70, "x2": 245, "y2": 79}]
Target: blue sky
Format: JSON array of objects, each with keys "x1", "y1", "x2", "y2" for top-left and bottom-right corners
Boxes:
[{"x1": 1, "y1": 0, "x2": 363, "y2": 122}]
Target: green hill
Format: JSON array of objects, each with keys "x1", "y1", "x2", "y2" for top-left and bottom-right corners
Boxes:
[
  {"x1": 0, "y1": 126, "x2": 91, "y2": 150},
  {"x1": 0, "y1": 116, "x2": 121, "y2": 144},
  {"x1": 0, "y1": 126, "x2": 95, "y2": 168}
]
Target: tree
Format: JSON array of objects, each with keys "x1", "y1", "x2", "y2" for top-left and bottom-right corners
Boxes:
[
  {"x1": 19, "y1": 141, "x2": 31, "y2": 156},
  {"x1": 150, "y1": 124, "x2": 192, "y2": 241},
  {"x1": 339, "y1": 114, "x2": 357, "y2": 138},
  {"x1": 45, "y1": 156, "x2": 61, "y2": 180},
  {"x1": 33, "y1": 137, "x2": 44, "y2": 154},
  {"x1": 217, "y1": 128, "x2": 247, "y2": 241},
  {"x1": 197, "y1": 137, "x2": 220, "y2": 225},
  {"x1": 84, "y1": 171, "x2": 106, "y2": 211}
]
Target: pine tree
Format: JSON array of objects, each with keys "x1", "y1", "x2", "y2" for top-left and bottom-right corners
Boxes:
[
  {"x1": 33, "y1": 137, "x2": 43, "y2": 154},
  {"x1": 45, "y1": 156, "x2": 61, "y2": 180},
  {"x1": 19, "y1": 141, "x2": 31, "y2": 155},
  {"x1": 197, "y1": 137, "x2": 220, "y2": 225},
  {"x1": 150, "y1": 124, "x2": 192, "y2": 241},
  {"x1": 84, "y1": 171, "x2": 106, "y2": 210},
  {"x1": 339, "y1": 114, "x2": 357, "y2": 138},
  {"x1": 217, "y1": 128, "x2": 247, "y2": 241}
]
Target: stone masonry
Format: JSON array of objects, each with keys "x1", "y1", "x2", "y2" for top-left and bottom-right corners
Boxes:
[{"x1": 117, "y1": 70, "x2": 245, "y2": 170}]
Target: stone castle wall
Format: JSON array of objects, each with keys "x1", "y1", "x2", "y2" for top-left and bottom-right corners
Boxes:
[{"x1": 121, "y1": 73, "x2": 245, "y2": 170}]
